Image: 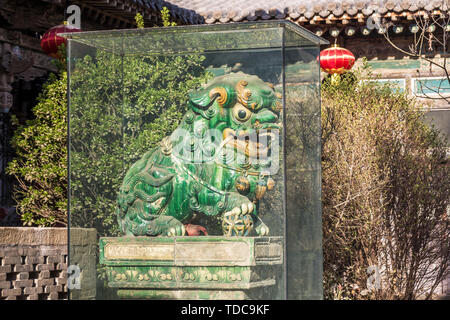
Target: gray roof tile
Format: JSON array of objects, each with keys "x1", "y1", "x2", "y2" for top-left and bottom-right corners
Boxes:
[{"x1": 158, "y1": 0, "x2": 449, "y2": 24}]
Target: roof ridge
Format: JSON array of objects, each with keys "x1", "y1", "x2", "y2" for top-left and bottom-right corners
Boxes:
[{"x1": 157, "y1": 0, "x2": 449, "y2": 24}]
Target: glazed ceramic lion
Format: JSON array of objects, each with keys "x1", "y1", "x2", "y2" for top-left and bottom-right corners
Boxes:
[{"x1": 116, "y1": 72, "x2": 281, "y2": 237}]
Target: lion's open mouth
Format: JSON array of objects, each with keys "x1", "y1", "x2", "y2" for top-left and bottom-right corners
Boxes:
[{"x1": 222, "y1": 128, "x2": 277, "y2": 159}]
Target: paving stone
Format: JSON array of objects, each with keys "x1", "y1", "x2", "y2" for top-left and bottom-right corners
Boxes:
[
  {"x1": 2, "y1": 248, "x2": 20, "y2": 257},
  {"x1": 25, "y1": 256, "x2": 45, "y2": 264},
  {"x1": 47, "y1": 255, "x2": 64, "y2": 264},
  {"x1": 22, "y1": 248, "x2": 40, "y2": 257},
  {"x1": 24, "y1": 286, "x2": 41, "y2": 295},
  {"x1": 16, "y1": 272, "x2": 29, "y2": 280},
  {"x1": 56, "y1": 263, "x2": 68, "y2": 270},
  {"x1": 1, "y1": 288, "x2": 21, "y2": 297},
  {"x1": 13, "y1": 280, "x2": 34, "y2": 288},
  {"x1": 0, "y1": 265, "x2": 11, "y2": 273},
  {"x1": 44, "y1": 285, "x2": 59, "y2": 293},
  {"x1": 3, "y1": 256, "x2": 22, "y2": 265},
  {"x1": 35, "y1": 264, "x2": 55, "y2": 271},
  {"x1": 13, "y1": 264, "x2": 33, "y2": 272},
  {"x1": 34, "y1": 278, "x2": 54, "y2": 287},
  {"x1": 48, "y1": 292, "x2": 59, "y2": 300},
  {"x1": 39, "y1": 270, "x2": 51, "y2": 279},
  {"x1": 0, "y1": 281, "x2": 11, "y2": 289},
  {"x1": 39, "y1": 248, "x2": 60, "y2": 256}
]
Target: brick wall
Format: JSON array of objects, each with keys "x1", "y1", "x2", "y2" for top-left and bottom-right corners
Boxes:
[
  {"x1": 0, "y1": 227, "x2": 97, "y2": 300},
  {"x1": 0, "y1": 245, "x2": 67, "y2": 300}
]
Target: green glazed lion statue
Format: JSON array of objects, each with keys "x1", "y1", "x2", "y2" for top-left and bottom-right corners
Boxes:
[{"x1": 116, "y1": 72, "x2": 281, "y2": 237}]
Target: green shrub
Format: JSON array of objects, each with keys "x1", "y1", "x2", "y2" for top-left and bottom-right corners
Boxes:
[
  {"x1": 7, "y1": 10, "x2": 211, "y2": 235},
  {"x1": 68, "y1": 11, "x2": 211, "y2": 236},
  {"x1": 69, "y1": 52, "x2": 211, "y2": 236},
  {"x1": 7, "y1": 72, "x2": 67, "y2": 226}
]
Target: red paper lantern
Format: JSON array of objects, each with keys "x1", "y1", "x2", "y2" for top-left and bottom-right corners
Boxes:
[
  {"x1": 319, "y1": 44, "x2": 355, "y2": 75},
  {"x1": 40, "y1": 24, "x2": 81, "y2": 58}
]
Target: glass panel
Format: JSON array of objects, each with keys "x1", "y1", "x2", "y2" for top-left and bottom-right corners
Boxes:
[
  {"x1": 61, "y1": 21, "x2": 326, "y2": 55},
  {"x1": 67, "y1": 21, "x2": 324, "y2": 300},
  {"x1": 284, "y1": 44, "x2": 322, "y2": 299},
  {"x1": 67, "y1": 39, "x2": 125, "y2": 299}
]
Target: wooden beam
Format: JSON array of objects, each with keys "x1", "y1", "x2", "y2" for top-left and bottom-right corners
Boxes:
[
  {"x1": 329, "y1": 27, "x2": 340, "y2": 37},
  {"x1": 345, "y1": 26, "x2": 356, "y2": 36},
  {"x1": 78, "y1": 2, "x2": 134, "y2": 26},
  {"x1": 360, "y1": 26, "x2": 371, "y2": 36},
  {"x1": 314, "y1": 28, "x2": 325, "y2": 37}
]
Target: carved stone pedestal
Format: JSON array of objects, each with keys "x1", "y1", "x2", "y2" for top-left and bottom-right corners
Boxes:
[{"x1": 99, "y1": 236, "x2": 283, "y2": 300}]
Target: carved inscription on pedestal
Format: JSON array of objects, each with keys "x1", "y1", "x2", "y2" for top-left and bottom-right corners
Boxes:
[{"x1": 104, "y1": 243, "x2": 174, "y2": 261}]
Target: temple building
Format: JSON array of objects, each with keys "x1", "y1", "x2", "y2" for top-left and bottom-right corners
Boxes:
[
  {"x1": 0, "y1": 0, "x2": 449, "y2": 215},
  {"x1": 0, "y1": 0, "x2": 448, "y2": 300}
]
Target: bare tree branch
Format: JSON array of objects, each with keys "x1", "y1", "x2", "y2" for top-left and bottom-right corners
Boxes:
[{"x1": 382, "y1": 10, "x2": 450, "y2": 102}]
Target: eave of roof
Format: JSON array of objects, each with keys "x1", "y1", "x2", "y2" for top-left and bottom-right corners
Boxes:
[
  {"x1": 57, "y1": 0, "x2": 450, "y2": 30},
  {"x1": 70, "y1": 0, "x2": 205, "y2": 26},
  {"x1": 162, "y1": 0, "x2": 450, "y2": 25}
]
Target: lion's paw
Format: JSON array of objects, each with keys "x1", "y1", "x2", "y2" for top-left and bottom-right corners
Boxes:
[
  {"x1": 222, "y1": 202, "x2": 254, "y2": 236},
  {"x1": 255, "y1": 223, "x2": 269, "y2": 236}
]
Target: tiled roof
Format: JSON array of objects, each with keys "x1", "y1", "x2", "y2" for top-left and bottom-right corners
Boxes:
[
  {"x1": 138, "y1": 0, "x2": 205, "y2": 24},
  {"x1": 70, "y1": 0, "x2": 449, "y2": 27},
  {"x1": 70, "y1": 0, "x2": 205, "y2": 26},
  {"x1": 164, "y1": 0, "x2": 450, "y2": 24}
]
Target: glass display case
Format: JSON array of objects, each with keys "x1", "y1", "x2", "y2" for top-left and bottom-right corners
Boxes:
[{"x1": 64, "y1": 20, "x2": 327, "y2": 300}]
